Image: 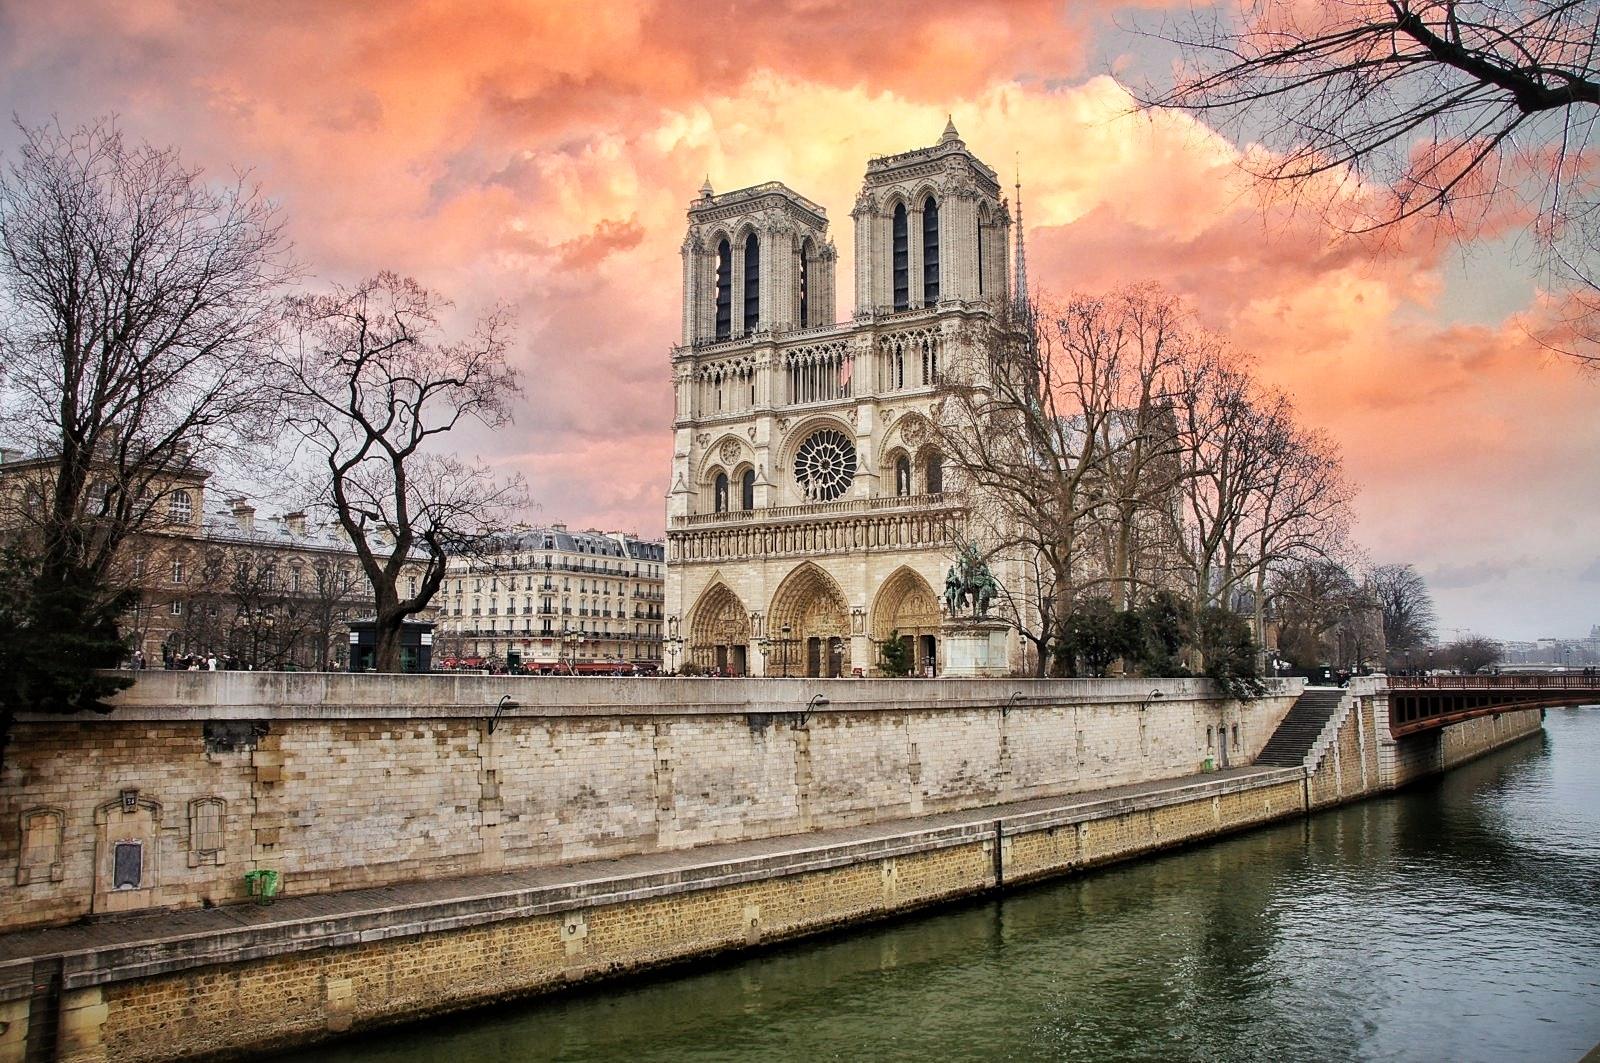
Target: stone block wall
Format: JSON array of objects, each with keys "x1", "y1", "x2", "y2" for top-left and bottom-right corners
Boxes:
[{"x1": 0, "y1": 672, "x2": 1299, "y2": 931}]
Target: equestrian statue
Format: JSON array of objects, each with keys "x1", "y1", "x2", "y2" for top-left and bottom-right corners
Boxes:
[{"x1": 943, "y1": 543, "x2": 1000, "y2": 619}]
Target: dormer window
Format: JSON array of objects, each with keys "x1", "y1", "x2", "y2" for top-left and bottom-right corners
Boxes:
[{"x1": 167, "y1": 490, "x2": 193, "y2": 524}]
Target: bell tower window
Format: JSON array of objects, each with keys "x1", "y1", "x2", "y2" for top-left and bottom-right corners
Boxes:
[
  {"x1": 714, "y1": 239, "x2": 732, "y2": 341},
  {"x1": 743, "y1": 232, "x2": 760, "y2": 332},
  {"x1": 741, "y1": 468, "x2": 756, "y2": 510},
  {"x1": 714, "y1": 474, "x2": 729, "y2": 514},
  {"x1": 922, "y1": 196, "x2": 940, "y2": 305},
  {"x1": 799, "y1": 239, "x2": 811, "y2": 326},
  {"x1": 892, "y1": 203, "x2": 909, "y2": 311}
]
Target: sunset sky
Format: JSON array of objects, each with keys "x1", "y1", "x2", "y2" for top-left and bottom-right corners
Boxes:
[{"x1": 2, "y1": 0, "x2": 1594, "y2": 641}]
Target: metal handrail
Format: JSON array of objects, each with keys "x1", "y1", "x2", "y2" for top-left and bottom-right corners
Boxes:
[{"x1": 1388, "y1": 673, "x2": 1600, "y2": 690}]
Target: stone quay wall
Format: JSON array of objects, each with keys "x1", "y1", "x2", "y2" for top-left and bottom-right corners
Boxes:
[
  {"x1": 0, "y1": 673, "x2": 1300, "y2": 932},
  {"x1": 1301, "y1": 676, "x2": 1545, "y2": 810},
  {"x1": 0, "y1": 675, "x2": 1547, "y2": 1063}
]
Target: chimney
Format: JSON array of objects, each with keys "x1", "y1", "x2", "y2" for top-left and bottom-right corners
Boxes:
[
  {"x1": 283, "y1": 511, "x2": 307, "y2": 537},
  {"x1": 228, "y1": 497, "x2": 255, "y2": 534}
]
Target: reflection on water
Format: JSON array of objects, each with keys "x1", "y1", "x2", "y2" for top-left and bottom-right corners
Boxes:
[{"x1": 287, "y1": 709, "x2": 1600, "y2": 1063}]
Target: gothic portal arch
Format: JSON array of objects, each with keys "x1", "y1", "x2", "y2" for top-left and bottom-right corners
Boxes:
[
  {"x1": 870, "y1": 566, "x2": 942, "y2": 676},
  {"x1": 768, "y1": 562, "x2": 850, "y2": 677},
  {"x1": 688, "y1": 581, "x2": 752, "y2": 675}
]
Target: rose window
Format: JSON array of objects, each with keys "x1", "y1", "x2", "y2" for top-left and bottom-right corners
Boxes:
[{"x1": 793, "y1": 429, "x2": 857, "y2": 502}]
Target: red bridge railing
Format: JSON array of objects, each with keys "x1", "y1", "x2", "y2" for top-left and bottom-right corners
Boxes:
[{"x1": 1387, "y1": 674, "x2": 1600, "y2": 691}]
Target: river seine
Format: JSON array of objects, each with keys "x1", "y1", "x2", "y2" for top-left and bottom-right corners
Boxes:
[{"x1": 291, "y1": 707, "x2": 1600, "y2": 1063}]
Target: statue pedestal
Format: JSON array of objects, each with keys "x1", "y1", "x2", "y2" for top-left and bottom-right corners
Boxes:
[{"x1": 941, "y1": 618, "x2": 1010, "y2": 678}]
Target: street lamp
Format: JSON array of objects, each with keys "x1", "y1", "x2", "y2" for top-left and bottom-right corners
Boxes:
[
  {"x1": 664, "y1": 614, "x2": 684, "y2": 675},
  {"x1": 560, "y1": 627, "x2": 586, "y2": 675}
]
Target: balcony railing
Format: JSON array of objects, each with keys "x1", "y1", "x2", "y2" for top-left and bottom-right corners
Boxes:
[{"x1": 672, "y1": 491, "x2": 955, "y2": 529}]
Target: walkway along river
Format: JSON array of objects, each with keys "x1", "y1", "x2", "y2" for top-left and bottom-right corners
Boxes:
[{"x1": 289, "y1": 707, "x2": 1600, "y2": 1063}]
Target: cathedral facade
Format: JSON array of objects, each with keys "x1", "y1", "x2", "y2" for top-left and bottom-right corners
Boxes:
[{"x1": 665, "y1": 122, "x2": 1016, "y2": 677}]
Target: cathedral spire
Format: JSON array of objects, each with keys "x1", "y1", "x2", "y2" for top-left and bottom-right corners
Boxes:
[
  {"x1": 1013, "y1": 156, "x2": 1029, "y2": 313},
  {"x1": 940, "y1": 115, "x2": 960, "y2": 144}
]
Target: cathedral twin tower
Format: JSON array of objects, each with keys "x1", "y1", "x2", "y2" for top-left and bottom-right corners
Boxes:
[{"x1": 666, "y1": 120, "x2": 1021, "y2": 679}]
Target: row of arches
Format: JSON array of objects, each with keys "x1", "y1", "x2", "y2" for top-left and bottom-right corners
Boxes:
[
  {"x1": 712, "y1": 232, "x2": 829, "y2": 342},
  {"x1": 686, "y1": 563, "x2": 942, "y2": 677}
]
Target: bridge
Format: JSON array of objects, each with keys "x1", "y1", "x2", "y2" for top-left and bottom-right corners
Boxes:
[{"x1": 1386, "y1": 673, "x2": 1600, "y2": 736}]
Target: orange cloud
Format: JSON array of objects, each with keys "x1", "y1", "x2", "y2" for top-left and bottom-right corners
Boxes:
[{"x1": 1, "y1": 1, "x2": 1593, "y2": 637}]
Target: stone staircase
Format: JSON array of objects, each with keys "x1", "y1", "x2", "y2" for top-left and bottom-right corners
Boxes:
[{"x1": 1255, "y1": 687, "x2": 1348, "y2": 767}]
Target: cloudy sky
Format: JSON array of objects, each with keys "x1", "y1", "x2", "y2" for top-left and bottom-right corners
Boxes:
[{"x1": 2, "y1": 0, "x2": 1595, "y2": 640}]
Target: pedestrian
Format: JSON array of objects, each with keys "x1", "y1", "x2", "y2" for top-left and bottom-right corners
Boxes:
[{"x1": 207, "y1": 654, "x2": 218, "y2": 671}]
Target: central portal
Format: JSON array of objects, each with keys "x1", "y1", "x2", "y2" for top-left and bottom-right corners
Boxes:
[{"x1": 770, "y1": 562, "x2": 850, "y2": 677}]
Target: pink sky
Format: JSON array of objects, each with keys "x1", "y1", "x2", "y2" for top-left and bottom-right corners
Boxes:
[{"x1": 2, "y1": 0, "x2": 1595, "y2": 641}]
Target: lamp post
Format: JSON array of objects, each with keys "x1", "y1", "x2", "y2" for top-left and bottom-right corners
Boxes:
[
  {"x1": 664, "y1": 615, "x2": 684, "y2": 675},
  {"x1": 757, "y1": 636, "x2": 772, "y2": 677},
  {"x1": 560, "y1": 627, "x2": 586, "y2": 675}
]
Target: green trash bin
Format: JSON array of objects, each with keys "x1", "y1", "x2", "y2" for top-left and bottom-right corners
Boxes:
[
  {"x1": 1202, "y1": 756, "x2": 1216, "y2": 773},
  {"x1": 244, "y1": 869, "x2": 280, "y2": 905}
]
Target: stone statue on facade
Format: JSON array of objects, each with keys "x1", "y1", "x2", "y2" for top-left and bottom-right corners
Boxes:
[{"x1": 943, "y1": 543, "x2": 999, "y2": 618}]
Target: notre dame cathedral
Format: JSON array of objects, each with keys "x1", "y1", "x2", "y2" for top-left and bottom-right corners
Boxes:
[{"x1": 664, "y1": 120, "x2": 1020, "y2": 677}]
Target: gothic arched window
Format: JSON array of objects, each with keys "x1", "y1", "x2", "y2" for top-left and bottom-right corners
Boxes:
[
  {"x1": 714, "y1": 473, "x2": 729, "y2": 514},
  {"x1": 714, "y1": 239, "x2": 732, "y2": 341},
  {"x1": 743, "y1": 232, "x2": 760, "y2": 332},
  {"x1": 922, "y1": 196, "x2": 940, "y2": 304},
  {"x1": 799, "y1": 238, "x2": 812, "y2": 326},
  {"x1": 892, "y1": 204, "x2": 909, "y2": 311},
  {"x1": 895, "y1": 456, "x2": 911, "y2": 497},
  {"x1": 740, "y1": 468, "x2": 756, "y2": 510},
  {"x1": 976, "y1": 206, "x2": 987, "y2": 295},
  {"x1": 167, "y1": 490, "x2": 193, "y2": 525},
  {"x1": 925, "y1": 451, "x2": 944, "y2": 494}
]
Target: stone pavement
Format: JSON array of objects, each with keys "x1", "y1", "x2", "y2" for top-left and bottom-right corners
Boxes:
[{"x1": 0, "y1": 763, "x2": 1293, "y2": 982}]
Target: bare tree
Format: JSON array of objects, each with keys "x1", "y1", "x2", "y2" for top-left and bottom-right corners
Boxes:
[
  {"x1": 1239, "y1": 399, "x2": 1355, "y2": 654},
  {"x1": 276, "y1": 273, "x2": 525, "y2": 671},
  {"x1": 1431, "y1": 634, "x2": 1503, "y2": 673},
  {"x1": 1273, "y1": 559, "x2": 1383, "y2": 670},
  {"x1": 1138, "y1": 0, "x2": 1600, "y2": 362},
  {"x1": 1367, "y1": 563, "x2": 1439, "y2": 668},
  {"x1": 0, "y1": 117, "x2": 288, "y2": 746},
  {"x1": 937, "y1": 289, "x2": 1193, "y2": 671}
]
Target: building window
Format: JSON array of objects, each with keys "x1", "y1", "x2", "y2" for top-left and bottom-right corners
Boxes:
[
  {"x1": 925, "y1": 452, "x2": 944, "y2": 494},
  {"x1": 171, "y1": 558, "x2": 186, "y2": 584},
  {"x1": 799, "y1": 238, "x2": 811, "y2": 325},
  {"x1": 743, "y1": 231, "x2": 760, "y2": 332},
  {"x1": 922, "y1": 196, "x2": 940, "y2": 304},
  {"x1": 131, "y1": 557, "x2": 146, "y2": 579},
  {"x1": 170, "y1": 600, "x2": 184, "y2": 616},
  {"x1": 892, "y1": 203, "x2": 909, "y2": 311},
  {"x1": 741, "y1": 468, "x2": 756, "y2": 510},
  {"x1": 714, "y1": 239, "x2": 732, "y2": 341},
  {"x1": 167, "y1": 490, "x2": 193, "y2": 524},
  {"x1": 895, "y1": 455, "x2": 912, "y2": 497},
  {"x1": 188, "y1": 798, "x2": 226, "y2": 865},
  {"x1": 714, "y1": 473, "x2": 729, "y2": 514},
  {"x1": 113, "y1": 841, "x2": 143, "y2": 890},
  {"x1": 290, "y1": 567, "x2": 301, "y2": 592},
  {"x1": 18, "y1": 808, "x2": 65, "y2": 885}
]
